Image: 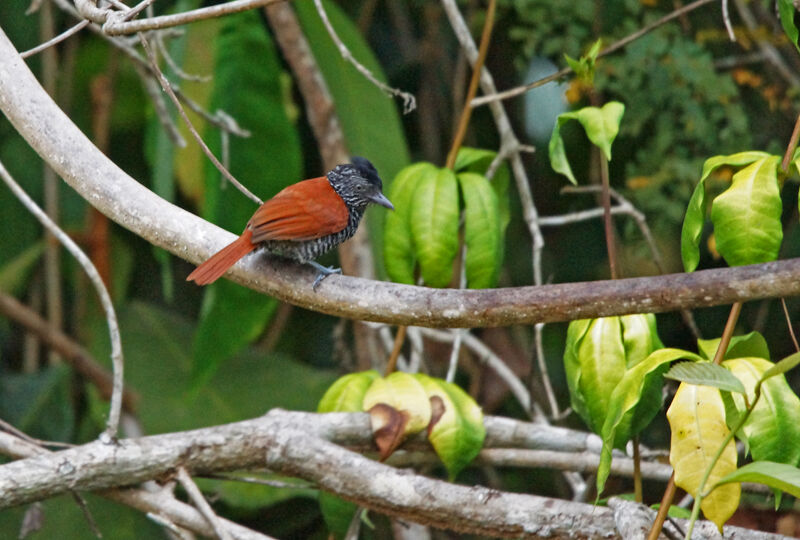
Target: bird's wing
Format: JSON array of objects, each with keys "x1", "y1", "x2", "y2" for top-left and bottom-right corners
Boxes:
[{"x1": 248, "y1": 177, "x2": 349, "y2": 242}]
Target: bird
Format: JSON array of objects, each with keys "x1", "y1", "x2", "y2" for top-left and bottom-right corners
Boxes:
[{"x1": 187, "y1": 157, "x2": 394, "y2": 289}]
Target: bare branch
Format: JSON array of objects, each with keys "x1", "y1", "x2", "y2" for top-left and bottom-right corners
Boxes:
[
  {"x1": 0, "y1": 159, "x2": 124, "y2": 441},
  {"x1": 3, "y1": 27, "x2": 800, "y2": 329},
  {"x1": 176, "y1": 467, "x2": 233, "y2": 540}
]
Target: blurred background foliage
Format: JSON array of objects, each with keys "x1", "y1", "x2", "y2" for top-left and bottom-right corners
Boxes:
[{"x1": 1, "y1": 0, "x2": 800, "y2": 537}]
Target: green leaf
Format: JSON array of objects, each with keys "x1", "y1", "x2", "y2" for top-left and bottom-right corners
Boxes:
[
  {"x1": 578, "y1": 101, "x2": 625, "y2": 161},
  {"x1": 696, "y1": 331, "x2": 770, "y2": 362},
  {"x1": 761, "y1": 351, "x2": 800, "y2": 381},
  {"x1": 193, "y1": 10, "x2": 301, "y2": 387},
  {"x1": 715, "y1": 461, "x2": 800, "y2": 498},
  {"x1": 681, "y1": 151, "x2": 772, "y2": 272},
  {"x1": 454, "y1": 147, "x2": 511, "y2": 252},
  {"x1": 549, "y1": 114, "x2": 578, "y2": 184},
  {"x1": 681, "y1": 178, "x2": 708, "y2": 272},
  {"x1": 564, "y1": 317, "x2": 627, "y2": 436},
  {"x1": 620, "y1": 313, "x2": 663, "y2": 368},
  {"x1": 410, "y1": 167, "x2": 460, "y2": 287},
  {"x1": 458, "y1": 172, "x2": 502, "y2": 288},
  {"x1": 597, "y1": 348, "x2": 702, "y2": 495},
  {"x1": 665, "y1": 361, "x2": 746, "y2": 394},
  {"x1": 549, "y1": 102, "x2": 625, "y2": 183},
  {"x1": 318, "y1": 370, "x2": 381, "y2": 413},
  {"x1": 723, "y1": 357, "x2": 800, "y2": 468},
  {"x1": 778, "y1": 0, "x2": 800, "y2": 55},
  {"x1": 383, "y1": 163, "x2": 437, "y2": 284},
  {"x1": 711, "y1": 155, "x2": 783, "y2": 266},
  {"x1": 415, "y1": 374, "x2": 486, "y2": 479}
]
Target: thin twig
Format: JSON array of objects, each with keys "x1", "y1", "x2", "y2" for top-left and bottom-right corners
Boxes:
[
  {"x1": 73, "y1": 0, "x2": 284, "y2": 32},
  {"x1": 313, "y1": 0, "x2": 416, "y2": 113},
  {"x1": 732, "y1": 0, "x2": 800, "y2": 88},
  {"x1": 137, "y1": 34, "x2": 262, "y2": 205},
  {"x1": 598, "y1": 151, "x2": 618, "y2": 280},
  {"x1": 20, "y1": 19, "x2": 89, "y2": 59},
  {"x1": 781, "y1": 298, "x2": 800, "y2": 352},
  {"x1": 471, "y1": 0, "x2": 717, "y2": 107},
  {"x1": 176, "y1": 467, "x2": 233, "y2": 540},
  {"x1": 386, "y1": 325, "x2": 407, "y2": 374},
  {"x1": 557, "y1": 185, "x2": 702, "y2": 339},
  {"x1": 444, "y1": 0, "x2": 496, "y2": 168},
  {"x1": 419, "y1": 327, "x2": 543, "y2": 421},
  {"x1": 780, "y1": 111, "x2": 800, "y2": 173},
  {"x1": 721, "y1": 0, "x2": 736, "y2": 41},
  {"x1": 0, "y1": 160, "x2": 124, "y2": 441},
  {"x1": 71, "y1": 491, "x2": 103, "y2": 538}
]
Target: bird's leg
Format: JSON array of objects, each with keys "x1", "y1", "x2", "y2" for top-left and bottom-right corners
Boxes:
[{"x1": 307, "y1": 261, "x2": 342, "y2": 290}]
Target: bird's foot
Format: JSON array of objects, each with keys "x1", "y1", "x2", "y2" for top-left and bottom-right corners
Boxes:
[{"x1": 308, "y1": 261, "x2": 342, "y2": 291}]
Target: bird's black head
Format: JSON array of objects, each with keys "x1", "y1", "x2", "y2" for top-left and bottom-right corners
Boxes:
[{"x1": 329, "y1": 157, "x2": 394, "y2": 211}]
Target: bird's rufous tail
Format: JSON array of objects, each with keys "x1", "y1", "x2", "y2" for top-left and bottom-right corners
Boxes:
[{"x1": 187, "y1": 229, "x2": 256, "y2": 285}]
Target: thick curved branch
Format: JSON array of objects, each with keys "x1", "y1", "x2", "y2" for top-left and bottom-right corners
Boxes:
[
  {"x1": 2, "y1": 27, "x2": 800, "y2": 329},
  {"x1": 0, "y1": 410, "x2": 781, "y2": 539}
]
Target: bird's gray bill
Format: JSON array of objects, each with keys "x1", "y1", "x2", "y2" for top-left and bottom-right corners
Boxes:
[{"x1": 371, "y1": 192, "x2": 395, "y2": 210}]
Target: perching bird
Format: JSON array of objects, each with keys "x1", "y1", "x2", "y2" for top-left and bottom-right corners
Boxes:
[{"x1": 187, "y1": 157, "x2": 394, "y2": 289}]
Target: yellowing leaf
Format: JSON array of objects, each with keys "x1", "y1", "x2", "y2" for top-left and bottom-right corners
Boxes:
[
  {"x1": 415, "y1": 374, "x2": 485, "y2": 479},
  {"x1": 667, "y1": 383, "x2": 740, "y2": 531},
  {"x1": 363, "y1": 372, "x2": 431, "y2": 435}
]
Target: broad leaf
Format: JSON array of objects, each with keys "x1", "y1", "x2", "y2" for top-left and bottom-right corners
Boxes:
[
  {"x1": 723, "y1": 357, "x2": 800, "y2": 468},
  {"x1": 665, "y1": 361, "x2": 746, "y2": 394},
  {"x1": 415, "y1": 374, "x2": 486, "y2": 479},
  {"x1": 549, "y1": 102, "x2": 624, "y2": 184},
  {"x1": 667, "y1": 383, "x2": 740, "y2": 531},
  {"x1": 711, "y1": 155, "x2": 782, "y2": 266},
  {"x1": 459, "y1": 172, "x2": 502, "y2": 288},
  {"x1": 410, "y1": 168, "x2": 460, "y2": 287},
  {"x1": 318, "y1": 370, "x2": 381, "y2": 413},
  {"x1": 762, "y1": 351, "x2": 800, "y2": 381},
  {"x1": 597, "y1": 348, "x2": 701, "y2": 494},
  {"x1": 696, "y1": 331, "x2": 770, "y2": 362},
  {"x1": 362, "y1": 372, "x2": 431, "y2": 435},
  {"x1": 778, "y1": 0, "x2": 800, "y2": 54},
  {"x1": 715, "y1": 461, "x2": 800, "y2": 498},
  {"x1": 383, "y1": 163, "x2": 437, "y2": 284},
  {"x1": 454, "y1": 147, "x2": 511, "y2": 261},
  {"x1": 564, "y1": 317, "x2": 627, "y2": 436},
  {"x1": 681, "y1": 151, "x2": 772, "y2": 272}
]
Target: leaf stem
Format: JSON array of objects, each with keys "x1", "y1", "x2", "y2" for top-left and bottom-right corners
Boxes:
[
  {"x1": 599, "y1": 153, "x2": 618, "y2": 279},
  {"x1": 445, "y1": 0, "x2": 496, "y2": 169}
]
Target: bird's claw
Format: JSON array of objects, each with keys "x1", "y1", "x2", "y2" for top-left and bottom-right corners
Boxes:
[{"x1": 309, "y1": 262, "x2": 342, "y2": 291}]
